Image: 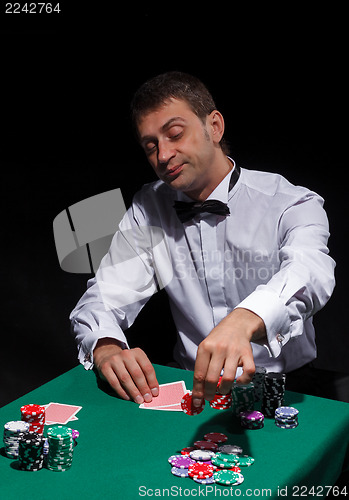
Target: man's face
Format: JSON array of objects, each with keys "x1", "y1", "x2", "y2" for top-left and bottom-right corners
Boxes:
[{"x1": 137, "y1": 98, "x2": 222, "y2": 198}]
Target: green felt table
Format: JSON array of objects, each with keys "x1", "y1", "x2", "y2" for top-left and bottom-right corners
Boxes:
[{"x1": 1, "y1": 364, "x2": 349, "y2": 499}]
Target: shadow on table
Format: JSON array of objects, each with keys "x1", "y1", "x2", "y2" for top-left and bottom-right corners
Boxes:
[{"x1": 180, "y1": 411, "x2": 252, "y2": 457}]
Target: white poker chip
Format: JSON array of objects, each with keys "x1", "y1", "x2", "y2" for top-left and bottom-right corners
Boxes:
[{"x1": 189, "y1": 449, "x2": 216, "y2": 461}]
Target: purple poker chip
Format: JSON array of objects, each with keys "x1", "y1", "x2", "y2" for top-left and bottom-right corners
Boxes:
[
  {"x1": 72, "y1": 429, "x2": 79, "y2": 439},
  {"x1": 171, "y1": 466, "x2": 189, "y2": 478},
  {"x1": 168, "y1": 455, "x2": 196, "y2": 469},
  {"x1": 240, "y1": 410, "x2": 264, "y2": 422}
]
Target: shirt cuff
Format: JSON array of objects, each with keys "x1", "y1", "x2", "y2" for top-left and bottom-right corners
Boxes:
[
  {"x1": 234, "y1": 289, "x2": 291, "y2": 358},
  {"x1": 76, "y1": 327, "x2": 129, "y2": 370}
]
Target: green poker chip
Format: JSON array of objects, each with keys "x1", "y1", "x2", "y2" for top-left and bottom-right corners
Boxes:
[
  {"x1": 237, "y1": 455, "x2": 255, "y2": 466},
  {"x1": 214, "y1": 470, "x2": 240, "y2": 485},
  {"x1": 214, "y1": 452, "x2": 240, "y2": 463}
]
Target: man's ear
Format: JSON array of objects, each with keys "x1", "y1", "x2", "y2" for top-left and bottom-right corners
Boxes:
[{"x1": 207, "y1": 110, "x2": 225, "y2": 145}]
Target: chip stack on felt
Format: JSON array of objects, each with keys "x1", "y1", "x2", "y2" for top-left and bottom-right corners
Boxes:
[
  {"x1": 275, "y1": 406, "x2": 299, "y2": 428},
  {"x1": 261, "y1": 372, "x2": 286, "y2": 417},
  {"x1": 3, "y1": 421, "x2": 30, "y2": 458},
  {"x1": 46, "y1": 425, "x2": 74, "y2": 472},
  {"x1": 20, "y1": 404, "x2": 45, "y2": 434},
  {"x1": 18, "y1": 431, "x2": 45, "y2": 471},
  {"x1": 231, "y1": 382, "x2": 255, "y2": 416}
]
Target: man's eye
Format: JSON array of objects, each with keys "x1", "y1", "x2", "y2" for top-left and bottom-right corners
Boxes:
[
  {"x1": 169, "y1": 128, "x2": 183, "y2": 140},
  {"x1": 145, "y1": 142, "x2": 157, "y2": 154}
]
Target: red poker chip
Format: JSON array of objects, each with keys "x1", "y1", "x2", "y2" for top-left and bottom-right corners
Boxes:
[
  {"x1": 209, "y1": 403, "x2": 232, "y2": 410},
  {"x1": 210, "y1": 399, "x2": 232, "y2": 406},
  {"x1": 229, "y1": 465, "x2": 242, "y2": 473},
  {"x1": 204, "y1": 432, "x2": 228, "y2": 443},
  {"x1": 188, "y1": 462, "x2": 214, "y2": 479},
  {"x1": 194, "y1": 440, "x2": 218, "y2": 451},
  {"x1": 181, "y1": 447, "x2": 196, "y2": 455},
  {"x1": 181, "y1": 392, "x2": 205, "y2": 416}
]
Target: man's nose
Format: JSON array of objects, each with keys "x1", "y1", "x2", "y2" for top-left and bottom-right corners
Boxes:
[{"x1": 157, "y1": 139, "x2": 175, "y2": 165}]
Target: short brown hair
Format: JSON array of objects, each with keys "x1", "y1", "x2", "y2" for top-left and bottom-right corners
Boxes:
[{"x1": 130, "y1": 71, "x2": 229, "y2": 154}]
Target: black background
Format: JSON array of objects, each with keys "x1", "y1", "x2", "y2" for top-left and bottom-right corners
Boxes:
[{"x1": 1, "y1": 5, "x2": 347, "y2": 407}]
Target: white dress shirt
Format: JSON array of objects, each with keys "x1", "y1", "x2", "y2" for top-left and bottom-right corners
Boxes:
[{"x1": 70, "y1": 163, "x2": 336, "y2": 374}]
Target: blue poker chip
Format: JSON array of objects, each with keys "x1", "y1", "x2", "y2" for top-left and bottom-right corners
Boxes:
[
  {"x1": 193, "y1": 475, "x2": 215, "y2": 484},
  {"x1": 275, "y1": 406, "x2": 299, "y2": 418},
  {"x1": 171, "y1": 467, "x2": 189, "y2": 478}
]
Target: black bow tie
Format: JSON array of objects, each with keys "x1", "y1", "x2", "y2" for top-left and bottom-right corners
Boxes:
[
  {"x1": 173, "y1": 199, "x2": 230, "y2": 223},
  {"x1": 173, "y1": 164, "x2": 240, "y2": 223}
]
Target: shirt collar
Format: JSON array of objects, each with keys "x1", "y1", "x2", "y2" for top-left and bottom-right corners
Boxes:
[{"x1": 178, "y1": 157, "x2": 235, "y2": 203}]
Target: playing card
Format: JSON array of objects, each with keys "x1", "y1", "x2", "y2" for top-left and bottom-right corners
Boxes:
[
  {"x1": 139, "y1": 381, "x2": 186, "y2": 411},
  {"x1": 44, "y1": 402, "x2": 82, "y2": 425}
]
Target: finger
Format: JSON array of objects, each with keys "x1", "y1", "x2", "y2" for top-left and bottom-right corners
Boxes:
[
  {"x1": 99, "y1": 362, "x2": 131, "y2": 401},
  {"x1": 236, "y1": 354, "x2": 256, "y2": 385},
  {"x1": 203, "y1": 351, "x2": 226, "y2": 402},
  {"x1": 133, "y1": 348, "x2": 160, "y2": 398},
  {"x1": 218, "y1": 360, "x2": 238, "y2": 394},
  {"x1": 192, "y1": 346, "x2": 211, "y2": 407}
]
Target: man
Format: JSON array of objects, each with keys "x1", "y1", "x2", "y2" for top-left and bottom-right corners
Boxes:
[{"x1": 70, "y1": 72, "x2": 335, "y2": 409}]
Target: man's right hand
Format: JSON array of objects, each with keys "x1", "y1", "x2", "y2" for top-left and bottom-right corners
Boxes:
[{"x1": 93, "y1": 338, "x2": 159, "y2": 404}]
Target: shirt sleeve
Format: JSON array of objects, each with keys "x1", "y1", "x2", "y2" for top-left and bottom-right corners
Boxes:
[
  {"x1": 70, "y1": 197, "x2": 162, "y2": 369},
  {"x1": 235, "y1": 191, "x2": 336, "y2": 357}
]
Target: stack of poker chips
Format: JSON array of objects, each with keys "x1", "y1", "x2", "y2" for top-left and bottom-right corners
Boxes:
[
  {"x1": 209, "y1": 376, "x2": 232, "y2": 410},
  {"x1": 240, "y1": 410, "x2": 264, "y2": 430},
  {"x1": 3, "y1": 421, "x2": 30, "y2": 458},
  {"x1": 261, "y1": 372, "x2": 286, "y2": 418},
  {"x1": 18, "y1": 431, "x2": 45, "y2": 471},
  {"x1": 20, "y1": 404, "x2": 45, "y2": 434},
  {"x1": 46, "y1": 425, "x2": 74, "y2": 472},
  {"x1": 231, "y1": 382, "x2": 255, "y2": 417},
  {"x1": 275, "y1": 406, "x2": 299, "y2": 429},
  {"x1": 252, "y1": 366, "x2": 267, "y2": 402}
]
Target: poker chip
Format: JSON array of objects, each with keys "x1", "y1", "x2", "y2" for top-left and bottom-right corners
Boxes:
[
  {"x1": 188, "y1": 462, "x2": 214, "y2": 479},
  {"x1": 181, "y1": 392, "x2": 205, "y2": 416},
  {"x1": 218, "y1": 444, "x2": 243, "y2": 455},
  {"x1": 229, "y1": 465, "x2": 242, "y2": 473},
  {"x1": 194, "y1": 440, "x2": 218, "y2": 451},
  {"x1": 214, "y1": 452, "x2": 240, "y2": 464},
  {"x1": 212, "y1": 454, "x2": 239, "y2": 469},
  {"x1": 209, "y1": 377, "x2": 233, "y2": 410},
  {"x1": 171, "y1": 466, "x2": 189, "y2": 478},
  {"x1": 204, "y1": 432, "x2": 228, "y2": 443},
  {"x1": 189, "y1": 449, "x2": 215, "y2": 461},
  {"x1": 214, "y1": 469, "x2": 241, "y2": 485},
  {"x1": 237, "y1": 455, "x2": 255, "y2": 466},
  {"x1": 181, "y1": 446, "x2": 196, "y2": 455},
  {"x1": 168, "y1": 455, "x2": 195, "y2": 468},
  {"x1": 240, "y1": 410, "x2": 264, "y2": 430},
  {"x1": 193, "y1": 475, "x2": 215, "y2": 484}
]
